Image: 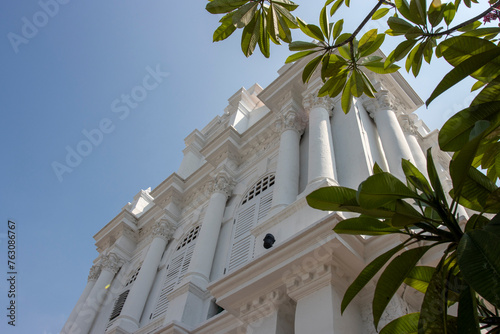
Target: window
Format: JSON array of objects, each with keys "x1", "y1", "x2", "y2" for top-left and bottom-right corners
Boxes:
[
  {"x1": 105, "y1": 289, "x2": 130, "y2": 330},
  {"x1": 150, "y1": 226, "x2": 199, "y2": 320},
  {"x1": 226, "y1": 174, "x2": 275, "y2": 273}
]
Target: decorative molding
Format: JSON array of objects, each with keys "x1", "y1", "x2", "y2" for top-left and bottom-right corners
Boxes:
[
  {"x1": 362, "y1": 91, "x2": 403, "y2": 118},
  {"x1": 302, "y1": 93, "x2": 334, "y2": 116},
  {"x1": 238, "y1": 286, "x2": 294, "y2": 322},
  {"x1": 152, "y1": 218, "x2": 176, "y2": 242},
  {"x1": 284, "y1": 262, "x2": 348, "y2": 301},
  {"x1": 210, "y1": 172, "x2": 234, "y2": 199},
  {"x1": 398, "y1": 113, "x2": 419, "y2": 136},
  {"x1": 88, "y1": 264, "x2": 101, "y2": 282},
  {"x1": 101, "y1": 253, "x2": 124, "y2": 274},
  {"x1": 275, "y1": 109, "x2": 307, "y2": 135}
]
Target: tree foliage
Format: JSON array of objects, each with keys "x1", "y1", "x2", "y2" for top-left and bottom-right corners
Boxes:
[{"x1": 206, "y1": 0, "x2": 500, "y2": 332}]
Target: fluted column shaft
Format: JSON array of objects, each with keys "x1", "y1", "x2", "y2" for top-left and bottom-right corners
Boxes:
[
  {"x1": 61, "y1": 265, "x2": 100, "y2": 334},
  {"x1": 398, "y1": 114, "x2": 427, "y2": 175},
  {"x1": 272, "y1": 109, "x2": 306, "y2": 210},
  {"x1": 118, "y1": 220, "x2": 175, "y2": 330},
  {"x1": 364, "y1": 91, "x2": 413, "y2": 180},
  {"x1": 186, "y1": 174, "x2": 232, "y2": 286},
  {"x1": 303, "y1": 95, "x2": 336, "y2": 186},
  {"x1": 70, "y1": 253, "x2": 122, "y2": 334}
]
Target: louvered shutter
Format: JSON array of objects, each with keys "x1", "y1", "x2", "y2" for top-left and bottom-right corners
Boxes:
[
  {"x1": 226, "y1": 174, "x2": 275, "y2": 273},
  {"x1": 227, "y1": 204, "x2": 256, "y2": 272},
  {"x1": 151, "y1": 227, "x2": 199, "y2": 320}
]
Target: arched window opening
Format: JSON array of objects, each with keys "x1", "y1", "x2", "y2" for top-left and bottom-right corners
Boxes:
[
  {"x1": 226, "y1": 174, "x2": 275, "y2": 273},
  {"x1": 150, "y1": 225, "x2": 200, "y2": 320}
]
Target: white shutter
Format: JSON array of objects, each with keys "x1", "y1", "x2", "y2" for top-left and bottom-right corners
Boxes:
[
  {"x1": 227, "y1": 204, "x2": 256, "y2": 272},
  {"x1": 226, "y1": 174, "x2": 275, "y2": 273},
  {"x1": 151, "y1": 227, "x2": 199, "y2": 320},
  {"x1": 258, "y1": 192, "x2": 273, "y2": 220}
]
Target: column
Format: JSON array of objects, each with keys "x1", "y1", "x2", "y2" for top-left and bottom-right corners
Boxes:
[
  {"x1": 302, "y1": 93, "x2": 337, "y2": 189},
  {"x1": 115, "y1": 219, "x2": 176, "y2": 332},
  {"x1": 285, "y1": 264, "x2": 363, "y2": 334},
  {"x1": 61, "y1": 265, "x2": 100, "y2": 334},
  {"x1": 185, "y1": 172, "x2": 233, "y2": 287},
  {"x1": 398, "y1": 114, "x2": 428, "y2": 176},
  {"x1": 271, "y1": 108, "x2": 306, "y2": 211},
  {"x1": 240, "y1": 288, "x2": 295, "y2": 334},
  {"x1": 70, "y1": 253, "x2": 123, "y2": 334},
  {"x1": 363, "y1": 91, "x2": 414, "y2": 180}
]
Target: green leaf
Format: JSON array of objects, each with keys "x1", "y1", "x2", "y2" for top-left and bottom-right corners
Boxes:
[
  {"x1": 297, "y1": 17, "x2": 324, "y2": 41},
  {"x1": 363, "y1": 61, "x2": 400, "y2": 74},
  {"x1": 331, "y1": 19, "x2": 344, "y2": 41},
  {"x1": 274, "y1": 3, "x2": 298, "y2": 28},
  {"x1": 302, "y1": 55, "x2": 323, "y2": 83},
  {"x1": 320, "y1": 6, "x2": 329, "y2": 38},
  {"x1": 428, "y1": 1, "x2": 444, "y2": 27},
  {"x1": 289, "y1": 41, "x2": 320, "y2": 51},
  {"x1": 404, "y1": 266, "x2": 435, "y2": 294},
  {"x1": 341, "y1": 77, "x2": 353, "y2": 113},
  {"x1": 380, "y1": 312, "x2": 420, "y2": 334},
  {"x1": 272, "y1": 0, "x2": 299, "y2": 11},
  {"x1": 418, "y1": 260, "x2": 449, "y2": 333},
  {"x1": 240, "y1": 12, "x2": 260, "y2": 57},
  {"x1": 285, "y1": 50, "x2": 317, "y2": 63},
  {"x1": 395, "y1": 0, "x2": 420, "y2": 24},
  {"x1": 358, "y1": 29, "x2": 377, "y2": 54},
  {"x1": 206, "y1": 0, "x2": 249, "y2": 14},
  {"x1": 267, "y1": 4, "x2": 280, "y2": 44},
  {"x1": 387, "y1": 17, "x2": 415, "y2": 36},
  {"x1": 457, "y1": 230, "x2": 500, "y2": 308},
  {"x1": 372, "y1": 8, "x2": 390, "y2": 20},
  {"x1": 443, "y1": 2, "x2": 456, "y2": 26},
  {"x1": 373, "y1": 246, "x2": 432, "y2": 328},
  {"x1": 257, "y1": 11, "x2": 270, "y2": 58},
  {"x1": 349, "y1": 70, "x2": 365, "y2": 97},
  {"x1": 360, "y1": 34, "x2": 385, "y2": 57},
  {"x1": 426, "y1": 148, "x2": 448, "y2": 209},
  {"x1": 330, "y1": 0, "x2": 344, "y2": 16},
  {"x1": 385, "y1": 39, "x2": 418, "y2": 68},
  {"x1": 409, "y1": 0, "x2": 427, "y2": 26},
  {"x1": 461, "y1": 27, "x2": 500, "y2": 39},
  {"x1": 471, "y1": 75, "x2": 500, "y2": 106},
  {"x1": 426, "y1": 47, "x2": 500, "y2": 106},
  {"x1": 213, "y1": 12, "x2": 237, "y2": 42},
  {"x1": 323, "y1": 70, "x2": 348, "y2": 97},
  {"x1": 341, "y1": 243, "x2": 407, "y2": 313},
  {"x1": 232, "y1": 1, "x2": 259, "y2": 28},
  {"x1": 464, "y1": 214, "x2": 491, "y2": 232},
  {"x1": 438, "y1": 101, "x2": 500, "y2": 151},
  {"x1": 357, "y1": 172, "x2": 421, "y2": 209},
  {"x1": 457, "y1": 285, "x2": 480, "y2": 334},
  {"x1": 307, "y1": 186, "x2": 358, "y2": 211},
  {"x1": 333, "y1": 215, "x2": 401, "y2": 235}
]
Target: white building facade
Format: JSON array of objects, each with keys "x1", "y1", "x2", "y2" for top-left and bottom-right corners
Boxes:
[{"x1": 63, "y1": 57, "x2": 453, "y2": 334}]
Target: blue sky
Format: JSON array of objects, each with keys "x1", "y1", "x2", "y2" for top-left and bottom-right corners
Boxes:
[{"x1": 0, "y1": 1, "x2": 489, "y2": 333}]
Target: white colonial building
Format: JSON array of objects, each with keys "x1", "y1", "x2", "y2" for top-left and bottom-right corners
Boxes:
[{"x1": 62, "y1": 55, "x2": 456, "y2": 334}]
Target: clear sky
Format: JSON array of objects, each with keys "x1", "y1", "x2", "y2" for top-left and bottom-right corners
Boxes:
[{"x1": 0, "y1": 1, "x2": 490, "y2": 333}]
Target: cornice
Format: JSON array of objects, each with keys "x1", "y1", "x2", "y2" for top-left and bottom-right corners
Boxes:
[
  {"x1": 207, "y1": 212, "x2": 366, "y2": 314},
  {"x1": 199, "y1": 126, "x2": 242, "y2": 165},
  {"x1": 150, "y1": 173, "x2": 185, "y2": 200},
  {"x1": 94, "y1": 215, "x2": 139, "y2": 253},
  {"x1": 191, "y1": 311, "x2": 245, "y2": 334}
]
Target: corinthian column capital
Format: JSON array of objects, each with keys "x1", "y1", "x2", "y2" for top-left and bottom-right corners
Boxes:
[
  {"x1": 211, "y1": 173, "x2": 234, "y2": 199},
  {"x1": 398, "y1": 114, "x2": 419, "y2": 136},
  {"x1": 152, "y1": 218, "x2": 176, "y2": 242},
  {"x1": 275, "y1": 109, "x2": 307, "y2": 135},
  {"x1": 101, "y1": 253, "x2": 124, "y2": 274},
  {"x1": 87, "y1": 264, "x2": 101, "y2": 282},
  {"x1": 363, "y1": 91, "x2": 398, "y2": 118},
  {"x1": 302, "y1": 94, "x2": 334, "y2": 116}
]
